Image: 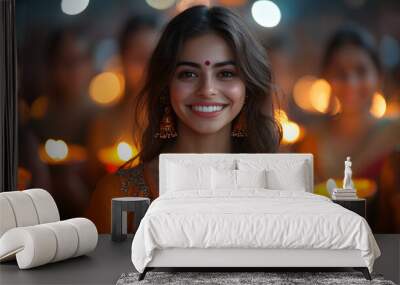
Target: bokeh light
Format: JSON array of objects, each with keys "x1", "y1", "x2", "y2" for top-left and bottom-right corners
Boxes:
[
  {"x1": 331, "y1": 95, "x2": 342, "y2": 116},
  {"x1": 61, "y1": 0, "x2": 90, "y2": 15},
  {"x1": 176, "y1": 0, "x2": 210, "y2": 13},
  {"x1": 117, "y1": 142, "x2": 134, "y2": 162},
  {"x1": 370, "y1": 92, "x2": 387, "y2": 118},
  {"x1": 89, "y1": 72, "x2": 123, "y2": 106},
  {"x1": 282, "y1": 121, "x2": 301, "y2": 144},
  {"x1": 275, "y1": 109, "x2": 303, "y2": 144},
  {"x1": 274, "y1": 109, "x2": 289, "y2": 123},
  {"x1": 251, "y1": 0, "x2": 281, "y2": 28},
  {"x1": 310, "y1": 79, "x2": 331, "y2": 113},
  {"x1": 218, "y1": 0, "x2": 246, "y2": 6},
  {"x1": 44, "y1": 139, "x2": 69, "y2": 161},
  {"x1": 98, "y1": 142, "x2": 138, "y2": 172},
  {"x1": 30, "y1": 96, "x2": 49, "y2": 119},
  {"x1": 146, "y1": 0, "x2": 176, "y2": 10},
  {"x1": 293, "y1": 76, "x2": 318, "y2": 112},
  {"x1": 293, "y1": 76, "x2": 341, "y2": 115}
]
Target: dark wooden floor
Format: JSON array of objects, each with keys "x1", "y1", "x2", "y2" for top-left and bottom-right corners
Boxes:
[{"x1": 0, "y1": 234, "x2": 398, "y2": 284}]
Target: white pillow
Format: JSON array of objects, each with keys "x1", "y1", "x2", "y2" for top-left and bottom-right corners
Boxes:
[
  {"x1": 212, "y1": 169, "x2": 237, "y2": 190},
  {"x1": 212, "y1": 169, "x2": 267, "y2": 190},
  {"x1": 237, "y1": 169, "x2": 267, "y2": 188},
  {"x1": 167, "y1": 162, "x2": 212, "y2": 191},
  {"x1": 237, "y1": 159, "x2": 308, "y2": 191},
  {"x1": 266, "y1": 168, "x2": 307, "y2": 191},
  {"x1": 166, "y1": 158, "x2": 236, "y2": 170}
]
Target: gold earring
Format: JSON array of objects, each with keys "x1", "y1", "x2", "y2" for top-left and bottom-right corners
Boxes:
[
  {"x1": 232, "y1": 110, "x2": 247, "y2": 137},
  {"x1": 155, "y1": 105, "x2": 178, "y2": 139}
]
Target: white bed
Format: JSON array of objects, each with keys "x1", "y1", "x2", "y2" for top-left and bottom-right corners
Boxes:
[{"x1": 131, "y1": 153, "x2": 380, "y2": 280}]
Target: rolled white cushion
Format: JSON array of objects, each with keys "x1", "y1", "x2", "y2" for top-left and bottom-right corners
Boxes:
[
  {"x1": 0, "y1": 218, "x2": 98, "y2": 269},
  {"x1": 0, "y1": 191, "x2": 39, "y2": 227},
  {"x1": 64, "y1": 218, "x2": 98, "y2": 257},
  {"x1": 0, "y1": 226, "x2": 57, "y2": 269},
  {"x1": 42, "y1": 221, "x2": 79, "y2": 262},
  {"x1": 0, "y1": 196, "x2": 17, "y2": 237},
  {"x1": 24, "y1": 188, "x2": 60, "y2": 224},
  {"x1": 0, "y1": 189, "x2": 60, "y2": 239}
]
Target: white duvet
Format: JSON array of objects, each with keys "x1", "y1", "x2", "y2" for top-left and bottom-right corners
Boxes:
[{"x1": 131, "y1": 189, "x2": 380, "y2": 273}]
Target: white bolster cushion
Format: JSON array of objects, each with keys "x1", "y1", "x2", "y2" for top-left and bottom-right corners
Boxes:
[
  {"x1": 64, "y1": 218, "x2": 98, "y2": 257},
  {"x1": 0, "y1": 226, "x2": 57, "y2": 268},
  {"x1": 0, "y1": 218, "x2": 98, "y2": 269},
  {"x1": 24, "y1": 188, "x2": 60, "y2": 224},
  {"x1": 0, "y1": 191, "x2": 39, "y2": 228},
  {"x1": 0, "y1": 189, "x2": 60, "y2": 239},
  {"x1": 0, "y1": 196, "x2": 17, "y2": 237}
]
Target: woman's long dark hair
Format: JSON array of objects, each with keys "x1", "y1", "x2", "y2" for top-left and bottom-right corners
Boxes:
[{"x1": 129, "y1": 5, "x2": 282, "y2": 165}]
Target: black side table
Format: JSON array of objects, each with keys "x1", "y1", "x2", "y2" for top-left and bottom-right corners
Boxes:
[
  {"x1": 111, "y1": 197, "x2": 150, "y2": 242},
  {"x1": 332, "y1": 198, "x2": 366, "y2": 218}
]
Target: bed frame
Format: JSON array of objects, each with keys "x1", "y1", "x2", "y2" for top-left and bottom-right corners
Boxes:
[{"x1": 138, "y1": 153, "x2": 371, "y2": 281}]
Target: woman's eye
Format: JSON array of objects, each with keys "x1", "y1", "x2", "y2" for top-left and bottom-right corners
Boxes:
[
  {"x1": 177, "y1": 71, "x2": 197, "y2": 79},
  {"x1": 218, "y1": 71, "x2": 235, "y2": 78}
]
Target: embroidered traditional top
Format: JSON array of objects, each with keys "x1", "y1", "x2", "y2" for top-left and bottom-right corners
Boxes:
[
  {"x1": 117, "y1": 164, "x2": 150, "y2": 196},
  {"x1": 85, "y1": 163, "x2": 158, "y2": 233}
]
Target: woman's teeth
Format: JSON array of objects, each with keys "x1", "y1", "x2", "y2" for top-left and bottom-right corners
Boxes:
[{"x1": 191, "y1": 105, "x2": 224, "y2": 112}]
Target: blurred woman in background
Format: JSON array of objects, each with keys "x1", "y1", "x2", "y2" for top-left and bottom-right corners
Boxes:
[
  {"x1": 29, "y1": 28, "x2": 95, "y2": 218},
  {"x1": 296, "y1": 26, "x2": 400, "y2": 233},
  {"x1": 86, "y1": 15, "x2": 160, "y2": 188}
]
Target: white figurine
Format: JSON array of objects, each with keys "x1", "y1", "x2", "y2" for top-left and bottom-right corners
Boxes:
[{"x1": 343, "y1": 156, "x2": 354, "y2": 190}]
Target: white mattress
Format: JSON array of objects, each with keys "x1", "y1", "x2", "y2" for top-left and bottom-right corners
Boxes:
[{"x1": 131, "y1": 189, "x2": 380, "y2": 273}]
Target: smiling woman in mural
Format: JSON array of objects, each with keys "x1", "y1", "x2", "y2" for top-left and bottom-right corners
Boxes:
[{"x1": 85, "y1": 5, "x2": 282, "y2": 233}]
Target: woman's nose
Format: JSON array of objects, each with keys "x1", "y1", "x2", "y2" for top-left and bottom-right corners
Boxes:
[{"x1": 197, "y1": 74, "x2": 217, "y2": 97}]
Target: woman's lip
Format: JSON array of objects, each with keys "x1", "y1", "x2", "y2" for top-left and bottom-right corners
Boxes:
[
  {"x1": 190, "y1": 109, "x2": 224, "y2": 118},
  {"x1": 189, "y1": 102, "x2": 228, "y2": 107},
  {"x1": 188, "y1": 105, "x2": 226, "y2": 118}
]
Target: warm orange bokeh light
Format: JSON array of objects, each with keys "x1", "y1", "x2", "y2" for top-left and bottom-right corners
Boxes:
[
  {"x1": 293, "y1": 76, "x2": 341, "y2": 115},
  {"x1": 176, "y1": 0, "x2": 210, "y2": 13},
  {"x1": 274, "y1": 109, "x2": 289, "y2": 123},
  {"x1": 275, "y1": 109, "x2": 304, "y2": 144},
  {"x1": 98, "y1": 141, "x2": 139, "y2": 172},
  {"x1": 18, "y1": 167, "x2": 32, "y2": 190},
  {"x1": 89, "y1": 72, "x2": 123, "y2": 105},
  {"x1": 310, "y1": 79, "x2": 331, "y2": 113},
  {"x1": 331, "y1": 95, "x2": 342, "y2": 115},
  {"x1": 282, "y1": 121, "x2": 301, "y2": 144},
  {"x1": 370, "y1": 92, "x2": 387, "y2": 118},
  {"x1": 293, "y1": 76, "x2": 318, "y2": 112},
  {"x1": 117, "y1": 142, "x2": 134, "y2": 162},
  {"x1": 218, "y1": 0, "x2": 246, "y2": 6},
  {"x1": 30, "y1": 96, "x2": 49, "y2": 119}
]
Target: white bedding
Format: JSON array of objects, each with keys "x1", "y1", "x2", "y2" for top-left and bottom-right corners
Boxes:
[{"x1": 131, "y1": 189, "x2": 380, "y2": 273}]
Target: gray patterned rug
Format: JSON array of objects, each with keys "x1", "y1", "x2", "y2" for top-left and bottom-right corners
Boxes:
[{"x1": 116, "y1": 271, "x2": 396, "y2": 285}]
